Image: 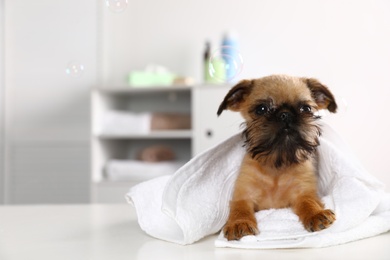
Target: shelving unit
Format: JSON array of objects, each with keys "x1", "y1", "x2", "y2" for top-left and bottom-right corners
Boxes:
[
  {"x1": 91, "y1": 84, "x2": 243, "y2": 203},
  {"x1": 91, "y1": 85, "x2": 193, "y2": 202}
]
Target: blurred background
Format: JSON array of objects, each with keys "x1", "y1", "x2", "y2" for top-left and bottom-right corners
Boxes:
[{"x1": 0, "y1": 0, "x2": 389, "y2": 204}]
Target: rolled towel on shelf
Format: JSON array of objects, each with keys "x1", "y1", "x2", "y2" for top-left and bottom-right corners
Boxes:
[
  {"x1": 105, "y1": 159, "x2": 185, "y2": 182},
  {"x1": 137, "y1": 145, "x2": 176, "y2": 162}
]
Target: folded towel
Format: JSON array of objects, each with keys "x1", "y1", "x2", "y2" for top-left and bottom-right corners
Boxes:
[
  {"x1": 105, "y1": 159, "x2": 185, "y2": 182},
  {"x1": 98, "y1": 110, "x2": 191, "y2": 136},
  {"x1": 99, "y1": 111, "x2": 151, "y2": 135},
  {"x1": 126, "y1": 123, "x2": 390, "y2": 248}
]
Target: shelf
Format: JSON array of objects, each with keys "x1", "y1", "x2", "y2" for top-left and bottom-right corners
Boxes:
[
  {"x1": 96, "y1": 130, "x2": 193, "y2": 139},
  {"x1": 93, "y1": 84, "x2": 232, "y2": 94},
  {"x1": 95, "y1": 85, "x2": 193, "y2": 94}
]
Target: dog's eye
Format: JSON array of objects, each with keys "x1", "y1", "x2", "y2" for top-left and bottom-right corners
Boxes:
[
  {"x1": 255, "y1": 104, "x2": 269, "y2": 115},
  {"x1": 300, "y1": 105, "x2": 312, "y2": 113}
]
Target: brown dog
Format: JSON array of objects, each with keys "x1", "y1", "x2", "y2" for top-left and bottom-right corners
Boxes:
[{"x1": 217, "y1": 75, "x2": 337, "y2": 241}]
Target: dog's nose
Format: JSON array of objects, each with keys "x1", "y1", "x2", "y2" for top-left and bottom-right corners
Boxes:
[{"x1": 279, "y1": 112, "x2": 292, "y2": 123}]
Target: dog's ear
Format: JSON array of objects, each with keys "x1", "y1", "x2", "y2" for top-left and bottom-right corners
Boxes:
[
  {"x1": 217, "y1": 80, "x2": 253, "y2": 116},
  {"x1": 304, "y1": 78, "x2": 337, "y2": 113}
]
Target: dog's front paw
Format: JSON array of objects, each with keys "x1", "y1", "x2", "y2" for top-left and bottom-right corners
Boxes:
[
  {"x1": 223, "y1": 219, "x2": 259, "y2": 241},
  {"x1": 305, "y1": 209, "x2": 336, "y2": 232}
]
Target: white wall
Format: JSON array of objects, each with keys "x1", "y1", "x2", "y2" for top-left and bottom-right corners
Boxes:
[
  {"x1": 2, "y1": 0, "x2": 97, "y2": 203},
  {"x1": 102, "y1": 0, "x2": 390, "y2": 190}
]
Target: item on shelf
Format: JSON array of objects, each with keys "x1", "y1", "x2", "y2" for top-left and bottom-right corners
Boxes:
[
  {"x1": 151, "y1": 113, "x2": 191, "y2": 130},
  {"x1": 204, "y1": 41, "x2": 226, "y2": 83},
  {"x1": 203, "y1": 41, "x2": 211, "y2": 82},
  {"x1": 128, "y1": 64, "x2": 177, "y2": 87},
  {"x1": 137, "y1": 145, "x2": 176, "y2": 162},
  {"x1": 99, "y1": 110, "x2": 151, "y2": 135},
  {"x1": 173, "y1": 76, "x2": 195, "y2": 86},
  {"x1": 104, "y1": 159, "x2": 185, "y2": 182},
  {"x1": 221, "y1": 30, "x2": 240, "y2": 81},
  {"x1": 99, "y1": 110, "x2": 192, "y2": 136}
]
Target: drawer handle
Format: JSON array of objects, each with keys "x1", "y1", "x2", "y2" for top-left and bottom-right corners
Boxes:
[{"x1": 206, "y1": 129, "x2": 213, "y2": 138}]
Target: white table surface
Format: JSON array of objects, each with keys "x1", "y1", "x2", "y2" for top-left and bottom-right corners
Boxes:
[{"x1": 0, "y1": 204, "x2": 389, "y2": 260}]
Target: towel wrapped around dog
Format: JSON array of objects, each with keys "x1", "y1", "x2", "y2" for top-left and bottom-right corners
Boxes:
[{"x1": 126, "y1": 124, "x2": 390, "y2": 248}]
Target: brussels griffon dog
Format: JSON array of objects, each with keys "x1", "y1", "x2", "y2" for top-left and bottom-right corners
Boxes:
[{"x1": 217, "y1": 75, "x2": 337, "y2": 241}]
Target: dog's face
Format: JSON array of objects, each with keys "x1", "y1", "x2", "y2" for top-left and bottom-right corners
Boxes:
[{"x1": 218, "y1": 75, "x2": 337, "y2": 168}]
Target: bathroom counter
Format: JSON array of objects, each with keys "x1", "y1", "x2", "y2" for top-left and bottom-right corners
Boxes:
[{"x1": 0, "y1": 204, "x2": 389, "y2": 260}]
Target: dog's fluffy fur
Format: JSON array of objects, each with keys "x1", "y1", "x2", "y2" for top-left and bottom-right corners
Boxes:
[{"x1": 217, "y1": 75, "x2": 337, "y2": 241}]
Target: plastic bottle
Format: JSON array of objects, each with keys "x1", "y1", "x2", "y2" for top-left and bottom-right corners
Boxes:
[
  {"x1": 204, "y1": 41, "x2": 226, "y2": 83},
  {"x1": 204, "y1": 41, "x2": 211, "y2": 82},
  {"x1": 221, "y1": 31, "x2": 239, "y2": 81}
]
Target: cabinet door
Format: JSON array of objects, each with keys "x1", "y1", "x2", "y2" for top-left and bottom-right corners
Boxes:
[{"x1": 192, "y1": 85, "x2": 244, "y2": 156}]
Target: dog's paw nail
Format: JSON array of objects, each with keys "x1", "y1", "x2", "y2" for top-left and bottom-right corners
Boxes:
[
  {"x1": 223, "y1": 220, "x2": 258, "y2": 241},
  {"x1": 305, "y1": 209, "x2": 336, "y2": 232}
]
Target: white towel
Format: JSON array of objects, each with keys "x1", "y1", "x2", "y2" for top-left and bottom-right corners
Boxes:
[
  {"x1": 105, "y1": 159, "x2": 185, "y2": 182},
  {"x1": 126, "y1": 123, "x2": 390, "y2": 248},
  {"x1": 98, "y1": 110, "x2": 151, "y2": 135}
]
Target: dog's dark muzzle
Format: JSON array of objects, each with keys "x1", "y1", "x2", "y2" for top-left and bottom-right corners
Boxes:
[{"x1": 278, "y1": 111, "x2": 294, "y2": 130}]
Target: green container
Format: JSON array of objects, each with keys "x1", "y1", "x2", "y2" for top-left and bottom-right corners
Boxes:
[{"x1": 128, "y1": 71, "x2": 176, "y2": 87}]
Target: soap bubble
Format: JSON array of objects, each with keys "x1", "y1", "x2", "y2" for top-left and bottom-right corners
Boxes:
[
  {"x1": 65, "y1": 61, "x2": 85, "y2": 77},
  {"x1": 105, "y1": 0, "x2": 128, "y2": 13},
  {"x1": 208, "y1": 46, "x2": 244, "y2": 82}
]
